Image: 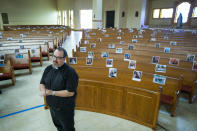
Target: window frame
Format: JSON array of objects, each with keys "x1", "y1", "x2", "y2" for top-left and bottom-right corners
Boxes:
[
  {"x1": 192, "y1": 6, "x2": 197, "y2": 18},
  {"x1": 152, "y1": 8, "x2": 173, "y2": 19}
]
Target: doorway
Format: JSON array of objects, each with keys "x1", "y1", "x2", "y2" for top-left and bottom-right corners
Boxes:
[{"x1": 106, "y1": 11, "x2": 115, "y2": 28}]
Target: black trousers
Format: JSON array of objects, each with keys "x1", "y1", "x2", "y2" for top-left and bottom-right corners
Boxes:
[{"x1": 50, "y1": 107, "x2": 75, "y2": 131}]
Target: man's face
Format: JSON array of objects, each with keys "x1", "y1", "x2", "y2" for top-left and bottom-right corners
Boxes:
[{"x1": 52, "y1": 50, "x2": 65, "y2": 67}]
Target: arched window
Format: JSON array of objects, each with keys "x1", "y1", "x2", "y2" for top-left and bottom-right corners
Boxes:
[{"x1": 174, "y1": 2, "x2": 191, "y2": 23}]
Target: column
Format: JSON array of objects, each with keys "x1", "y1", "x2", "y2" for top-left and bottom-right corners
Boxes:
[{"x1": 92, "y1": 0, "x2": 102, "y2": 29}]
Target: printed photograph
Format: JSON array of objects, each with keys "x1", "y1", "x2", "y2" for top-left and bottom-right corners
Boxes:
[
  {"x1": 152, "y1": 56, "x2": 160, "y2": 64},
  {"x1": 15, "y1": 49, "x2": 20, "y2": 53},
  {"x1": 80, "y1": 47, "x2": 87, "y2": 52},
  {"x1": 84, "y1": 40, "x2": 89, "y2": 44},
  {"x1": 86, "y1": 57, "x2": 93, "y2": 65},
  {"x1": 170, "y1": 41, "x2": 177, "y2": 46},
  {"x1": 151, "y1": 38, "x2": 156, "y2": 41},
  {"x1": 186, "y1": 54, "x2": 195, "y2": 62},
  {"x1": 169, "y1": 58, "x2": 179, "y2": 66},
  {"x1": 19, "y1": 39, "x2": 23, "y2": 43},
  {"x1": 108, "y1": 44, "x2": 115, "y2": 49},
  {"x1": 69, "y1": 57, "x2": 77, "y2": 64},
  {"x1": 155, "y1": 43, "x2": 160, "y2": 48},
  {"x1": 155, "y1": 64, "x2": 166, "y2": 73},
  {"x1": 128, "y1": 60, "x2": 136, "y2": 69},
  {"x1": 138, "y1": 35, "x2": 143, "y2": 38},
  {"x1": 192, "y1": 61, "x2": 197, "y2": 70},
  {"x1": 7, "y1": 37, "x2": 13, "y2": 41},
  {"x1": 120, "y1": 41, "x2": 124, "y2": 45},
  {"x1": 109, "y1": 68, "x2": 117, "y2": 78},
  {"x1": 15, "y1": 53, "x2": 23, "y2": 59},
  {"x1": 128, "y1": 45, "x2": 134, "y2": 50},
  {"x1": 116, "y1": 48, "x2": 123, "y2": 53},
  {"x1": 90, "y1": 43, "x2": 96, "y2": 48},
  {"x1": 153, "y1": 74, "x2": 166, "y2": 85},
  {"x1": 129, "y1": 29, "x2": 133, "y2": 33},
  {"x1": 164, "y1": 36, "x2": 168, "y2": 40},
  {"x1": 20, "y1": 45, "x2": 24, "y2": 49},
  {"x1": 0, "y1": 54, "x2": 5, "y2": 60},
  {"x1": 105, "y1": 34, "x2": 109, "y2": 37},
  {"x1": 101, "y1": 52, "x2": 109, "y2": 58},
  {"x1": 164, "y1": 47, "x2": 170, "y2": 53},
  {"x1": 31, "y1": 49, "x2": 36, "y2": 54},
  {"x1": 117, "y1": 36, "x2": 121, "y2": 40},
  {"x1": 98, "y1": 38, "x2": 102, "y2": 42},
  {"x1": 132, "y1": 70, "x2": 142, "y2": 81},
  {"x1": 0, "y1": 60, "x2": 4, "y2": 67},
  {"x1": 132, "y1": 39, "x2": 138, "y2": 43},
  {"x1": 133, "y1": 35, "x2": 138, "y2": 38},
  {"x1": 124, "y1": 53, "x2": 131, "y2": 61},
  {"x1": 88, "y1": 51, "x2": 94, "y2": 58},
  {"x1": 106, "y1": 59, "x2": 113, "y2": 67}
]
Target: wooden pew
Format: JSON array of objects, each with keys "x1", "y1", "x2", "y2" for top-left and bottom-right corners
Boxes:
[{"x1": 0, "y1": 58, "x2": 15, "y2": 85}]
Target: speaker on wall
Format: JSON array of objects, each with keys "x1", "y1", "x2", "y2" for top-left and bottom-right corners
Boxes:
[
  {"x1": 122, "y1": 11, "x2": 125, "y2": 17},
  {"x1": 135, "y1": 11, "x2": 138, "y2": 17},
  {"x1": 1, "y1": 13, "x2": 9, "y2": 24}
]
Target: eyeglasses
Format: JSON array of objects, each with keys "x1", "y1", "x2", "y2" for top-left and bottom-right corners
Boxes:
[{"x1": 53, "y1": 55, "x2": 65, "y2": 60}]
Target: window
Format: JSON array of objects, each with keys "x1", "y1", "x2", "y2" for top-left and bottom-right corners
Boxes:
[
  {"x1": 192, "y1": 7, "x2": 197, "y2": 17},
  {"x1": 160, "y1": 8, "x2": 173, "y2": 18},
  {"x1": 57, "y1": 10, "x2": 61, "y2": 25},
  {"x1": 153, "y1": 8, "x2": 173, "y2": 18},
  {"x1": 153, "y1": 9, "x2": 160, "y2": 18},
  {"x1": 63, "y1": 10, "x2": 67, "y2": 26},
  {"x1": 80, "y1": 10, "x2": 93, "y2": 29},
  {"x1": 174, "y1": 2, "x2": 191, "y2": 23}
]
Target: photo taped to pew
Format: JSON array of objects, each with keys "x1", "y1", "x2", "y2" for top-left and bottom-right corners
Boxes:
[
  {"x1": 128, "y1": 45, "x2": 134, "y2": 50},
  {"x1": 155, "y1": 64, "x2": 166, "y2": 73},
  {"x1": 132, "y1": 70, "x2": 142, "y2": 81},
  {"x1": 0, "y1": 54, "x2": 5, "y2": 67},
  {"x1": 169, "y1": 58, "x2": 179, "y2": 66},
  {"x1": 109, "y1": 68, "x2": 117, "y2": 78},
  {"x1": 69, "y1": 57, "x2": 77, "y2": 64},
  {"x1": 80, "y1": 47, "x2": 86, "y2": 52},
  {"x1": 186, "y1": 54, "x2": 195, "y2": 62},
  {"x1": 101, "y1": 52, "x2": 109, "y2": 58},
  {"x1": 164, "y1": 47, "x2": 170, "y2": 53},
  {"x1": 90, "y1": 43, "x2": 96, "y2": 48},
  {"x1": 86, "y1": 57, "x2": 93, "y2": 65},
  {"x1": 153, "y1": 74, "x2": 166, "y2": 85},
  {"x1": 124, "y1": 53, "x2": 131, "y2": 61},
  {"x1": 108, "y1": 44, "x2": 115, "y2": 49},
  {"x1": 88, "y1": 52, "x2": 94, "y2": 58},
  {"x1": 132, "y1": 39, "x2": 138, "y2": 43},
  {"x1": 152, "y1": 56, "x2": 160, "y2": 64},
  {"x1": 116, "y1": 48, "x2": 123, "y2": 54},
  {"x1": 106, "y1": 59, "x2": 113, "y2": 67},
  {"x1": 155, "y1": 43, "x2": 160, "y2": 48},
  {"x1": 192, "y1": 61, "x2": 197, "y2": 70},
  {"x1": 128, "y1": 60, "x2": 136, "y2": 69}
]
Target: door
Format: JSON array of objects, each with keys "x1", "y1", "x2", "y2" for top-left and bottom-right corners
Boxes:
[{"x1": 106, "y1": 11, "x2": 115, "y2": 28}]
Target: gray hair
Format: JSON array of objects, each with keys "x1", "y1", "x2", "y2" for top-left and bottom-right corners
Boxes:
[{"x1": 55, "y1": 47, "x2": 68, "y2": 58}]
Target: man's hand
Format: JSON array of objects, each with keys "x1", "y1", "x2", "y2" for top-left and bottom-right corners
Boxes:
[
  {"x1": 40, "y1": 84, "x2": 46, "y2": 97},
  {"x1": 45, "y1": 89, "x2": 52, "y2": 96}
]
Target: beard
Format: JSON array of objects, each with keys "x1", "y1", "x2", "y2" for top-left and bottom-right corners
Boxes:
[{"x1": 52, "y1": 61, "x2": 58, "y2": 69}]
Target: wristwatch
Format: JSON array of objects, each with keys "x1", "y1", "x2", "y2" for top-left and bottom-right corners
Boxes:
[{"x1": 52, "y1": 91, "x2": 56, "y2": 96}]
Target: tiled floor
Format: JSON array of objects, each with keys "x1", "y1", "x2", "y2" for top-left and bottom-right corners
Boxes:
[{"x1": 0, "y1": 31, "x2": 197, "y2": 131}]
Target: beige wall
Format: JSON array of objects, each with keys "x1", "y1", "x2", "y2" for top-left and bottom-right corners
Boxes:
[
  {"x1": 148, "y1": 0, "x2": 197, "y2": 27},
  {"x1": 126, "y1": 0, "x2": 145, "y2": 28},
  {"x1": 0, "y1": 0, "x2": 58, "y2": 26}
]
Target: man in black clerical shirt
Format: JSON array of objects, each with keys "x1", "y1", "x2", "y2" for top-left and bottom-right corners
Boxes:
[{"x1": 40, "y1": 47, "x2": 78, "y2": 131}]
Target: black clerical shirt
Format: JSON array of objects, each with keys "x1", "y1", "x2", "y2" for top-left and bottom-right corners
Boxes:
[{"x1": 40, "y1": 63, "x2": 78, "y2": 110}]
